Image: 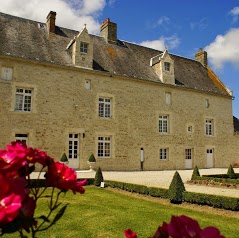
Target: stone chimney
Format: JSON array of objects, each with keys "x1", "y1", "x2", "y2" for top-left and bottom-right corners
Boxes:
[
  {"x1": 46, "y1": 11, "x2": 56, "y2": 39},
  {"x1": 100, "y1": 18, "x2": 117, "y2": 44},
  {"x1": 195, "y1": 48, "x2": 208, "y2": 67}
]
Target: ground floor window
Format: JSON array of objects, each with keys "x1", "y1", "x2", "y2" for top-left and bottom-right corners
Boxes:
[
  {"x1": 98, "y1": 136, "x2": 111, "y2": 158},
  {"x1": 15, "y1": 133, "x2": 28, "y2": 145},
  {"x1": 159, "y1": 148, "x2": 169, "y2": 160},
  {"x1": 68, "y1": 134, "x2": 79, "y2": 159},
  {"x1": 185, "y1": 148, "x2": 193, "y2": 160}
]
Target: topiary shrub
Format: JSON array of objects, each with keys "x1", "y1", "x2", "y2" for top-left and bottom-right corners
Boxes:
[
  {"x1": 94, "y1": 167, "x2": 104, "y2": 186},
  {"x1": 88, "y1": 153, "x2": 96, "y2": 162},
  {"x1": 60, "y1": 153, "x2": 68, "y2": 163},
  {"x1": 191, "y1": 165, "x2": 200, "y2": 180},
  {"x1": 168, "y1": 171, "x2": 185, "y2": 204},
  {"x1": 227, "y1": 164, "x2": 237, "y2": 179}
]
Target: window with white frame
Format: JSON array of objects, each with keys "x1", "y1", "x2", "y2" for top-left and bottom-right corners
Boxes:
[
  {"x1": 68, "y1": 134, "x2": 79, "y2": 159},
  {"x1": 15, "y1": 133, "x2": 28, "y2": 145},
  {"x1": 98, "y1": 97, "x2": 111, "y2": 118},
  {"x1": 1, "y1": 67, "x2": 13, "y2": 80},
  {"x1": 185, "y1": 148, "x2": 192, "y2": 160},
  {"x1": 80, "y1": 42, "x2": 88, "y2": 53},
  {"x1": 159, "y1": 115, "x2": 169, "y2": 133},
  {"x1": 205, "y1": 119, "x2": 214, "y2": 136},
  {"x1": 165, "y1": 92, "x2": 171, "y2": 105},
  {"x1": 15, "y1": 88, "x2": 32, "y2": 112},
  {"x1": 160, "y1": 148, "x2": 168, "y2": 160},
  {"x1": 98, "y1": 136, "x2": 111, "y2": 158},
  {"x1": 164, "y1": 62, "x2": 170, "y2": 71}
]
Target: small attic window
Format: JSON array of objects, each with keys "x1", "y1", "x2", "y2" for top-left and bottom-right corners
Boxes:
[
  {"x1": 80, "y1": 42, "x2": 88, "y2": 54},
  {"x1": 38, "y1": 23, "x2": 45, "y2": 29},
  {"x1": 164, "y1": 62, "x2": 170, "y2": 71}
]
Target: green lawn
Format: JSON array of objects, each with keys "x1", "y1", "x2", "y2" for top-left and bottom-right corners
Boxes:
[{"x1": 3, "y1": 186, "x2": 239, "y2": 238}]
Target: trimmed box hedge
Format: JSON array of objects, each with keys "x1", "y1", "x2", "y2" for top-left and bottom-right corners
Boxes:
[
  {"x1": 105, "y1": 180, "x2": 239, "y2": 211},
  {"x1": 28, "y1": 178, "x2": 239, "y2": 211},
  {"x1": 183, "y1": 191, "x2": 239, "y2": 211}
]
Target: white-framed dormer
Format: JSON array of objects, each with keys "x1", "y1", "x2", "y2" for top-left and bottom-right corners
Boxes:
[
  {"x1": 67, "y1": 25, "x2": 93, "y2": 69},
  {"x1": 150, "y1": 49, "x2": 175, "y2": 85}
]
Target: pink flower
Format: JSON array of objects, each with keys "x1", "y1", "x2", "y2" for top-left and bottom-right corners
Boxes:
[
  {"x1": 0, "y1": 174, "x2": 25, "y2": 226},
  {"x1": 153, "y1": 222, "x2": 169, "y2": 238},
  {"x1": 0, "y1": 193, "x2": 22, "y2": 225},
  {"x1": 21, "y1": 196, "x2": 36, "y2": 218},
  {"x1": 154, "y1": 215, "x2": 225, "y2": 238},
  {"x1": 200, "y1": 227, "x2": 225, "y2": 238},
  {"x1": 167, "y1": 215, "x2": 201, "y2": 238},
  {"x1": 124, "y1": 229, "x2": 137, "y2": 238},
  {"x1": 26, "y1": 147, "x2": 54, "y2": 167},
  {"x1": 0, "y1": 142, "x2": 28, "y2": 172},
  {"x1": 46, "y1": 162, "x2": 87, "y2": 193}
]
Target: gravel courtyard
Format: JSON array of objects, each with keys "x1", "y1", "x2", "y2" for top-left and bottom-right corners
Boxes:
[{"x1": 76, "y1": 168, "x2": 239, "y2": 198}]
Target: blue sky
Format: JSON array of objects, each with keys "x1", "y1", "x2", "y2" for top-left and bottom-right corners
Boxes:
[{"x1": 1, "y1": 0, "x2": 239, "y2": 117}]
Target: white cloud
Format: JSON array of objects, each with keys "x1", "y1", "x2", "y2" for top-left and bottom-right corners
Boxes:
[
  {"x1": 139, "y1": 35, "x2": 180, "y2": 51},
  {"x1": 157, "y1": 16, "x2": 170, "y2": 26},
  {"x1": 108, "y1": 0, "x2": 116, "y2": 7},
  {"x1": 205, "y1": 28, "x2": 239, "y2": 69},
  {"x1": 229, "y1": 6, "x2": 239, "y2": 23},
  {"x1": 148, "y1": 16, "x2": 170, "y2": 30},
  {"x1": 0, "y1": 0, "x2": 106, "y2": 34},
  {"x1": 190, "y1": 18, "x2": 208, "y2": 31}
]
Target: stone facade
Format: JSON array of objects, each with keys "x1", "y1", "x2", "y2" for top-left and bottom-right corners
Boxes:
[{"x1": 0, "y1": 11, "x2": 238, "y2": 171}]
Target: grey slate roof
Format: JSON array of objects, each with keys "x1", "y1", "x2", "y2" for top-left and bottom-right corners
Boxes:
[
  {"x1": 0, "y1": 12, "x2": 225, "y2": 95},
  {"x1": 233, "y1": 116, "x2": 239, "y2": 132}
]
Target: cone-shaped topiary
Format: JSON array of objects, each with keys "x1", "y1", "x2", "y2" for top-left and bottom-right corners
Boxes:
[
  {"x1": 168, "y1": 171, "x2": 185, "y2": 204},
  {"x1": 94, "y1": 167, "x2": 104, "y2": 186},
  {"x1": 227, "y1": 164, "x2": 237, "y2": 179},
  {"x1": 88, "y1": 153, "x2": 96, "y2": 162},
  {"x1": 60, "y1": 153, "x2": 68, "y2": 162},
  {"x1": 191, "y1": 165, "x2": 200, "y2": 180}
]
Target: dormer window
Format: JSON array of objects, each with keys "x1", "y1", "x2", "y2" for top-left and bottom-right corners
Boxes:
[
  {"x1": 80, "y1": 42, "x2": 88, "y2": 53},
  {"x1": 164, "y1": 62, "x2": 170, "y2": 71}
]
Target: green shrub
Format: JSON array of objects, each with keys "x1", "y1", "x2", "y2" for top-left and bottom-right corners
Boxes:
[
  {"x1": 191, "y1": 165, "x2": 200, "y2": 180},
  {"x1": 168, "y1": 171, "x2": 185, "y2": 204},
  {"x1": 227, "y1": 164, "x2": 237, "y2": 179},
  {"x1": 147, "y1": 187, "x2": 168, "y2": 199},
  {"x1": 94, "y1": 167, "x2": 104, "y2": 186},
  {"x1": 88, "y1": 153, "x2": 96, "y2": 162},
  {"x1": 60, "y1": 153, "x2": 68, "y2": 162},
  {"x1": 183, "y1": 192, "x2": 239, "y2": 211},
  {"x1": 105, "y1": 179, "x2": 239, "y2": 211}
]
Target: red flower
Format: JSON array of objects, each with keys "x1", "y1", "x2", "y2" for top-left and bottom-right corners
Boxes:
[
  {"x1": 200, "y1": 227, "x2": 225, "y2": 238},
  {"x1": 0, "y1": 193, "x2": 22, "y2": 225},
  {"x1": 26, "y1": 147, "x2": 54, "y2": 167},
  {"x1": 124, "y1": 229, "x2": 137, "y2": 238},
  {"x1": 46, "y1": 162, "x2": 87, "y2": 193},
  {"x1": 167, "y1": 215, "x2": 201, "y2": 238},
  {"x1": 0, "y1": 142, "x2": 28, "y2": 172},
  {"x1": 153, "y1": 222, "x2": 169, "y2": 238},
  {"x1": 160, "y1": 215, "x2": 225, "y2": 238},
  {"x1": 0, "y1": 174, "x2": 25, "y2": 226},
  {"x1": 21, "y1": 196, "x2": 36, "y2": 218}
]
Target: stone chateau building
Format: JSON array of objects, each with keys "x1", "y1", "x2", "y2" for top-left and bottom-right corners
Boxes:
[{"x1": 0, "y1": 11, "x2": 238, "y2": 170}]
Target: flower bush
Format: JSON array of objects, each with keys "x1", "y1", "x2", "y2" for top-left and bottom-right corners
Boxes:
[
  {"x1": 0, "y1": 142, "x2": 226, "y2": 238},
  {"x1": 0, "y1": 142, "x2": 87, "y2": 238},
  {"x1": 124, "y1": 215, "x2": 224, "y2": 238}
]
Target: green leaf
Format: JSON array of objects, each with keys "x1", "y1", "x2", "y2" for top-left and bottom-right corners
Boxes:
[
  {"x1": 52, "y1": 205, "x2": 68, "y2": 225},
  {"x1": 39, "y1": 215, "x2": 50, "y2": 222}
]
